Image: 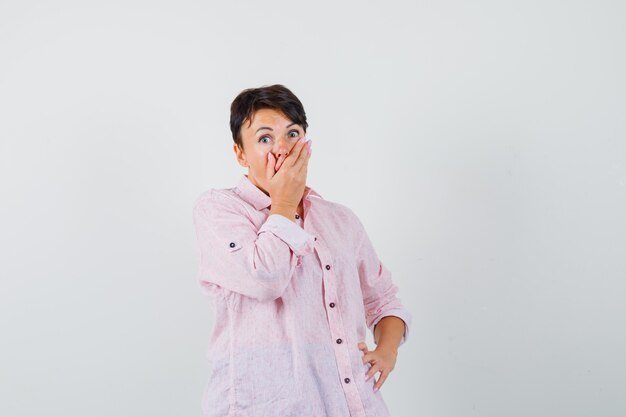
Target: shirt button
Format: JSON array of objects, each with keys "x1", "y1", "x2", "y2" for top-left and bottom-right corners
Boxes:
[
  {"x1": 344, "y1": 378, "x2": 351, "y2": 384},
  {"x1": 329, "y1": 302, "x2": 335, "y2": 308},
  {"x1": 325, "y1": 264, "x2": 331, "y2": 270},
  {"x1": 336, "y1": 338, "x2": 342, "y2": 344},
  {"x1": 229, "y1": 242, "x2": 236, "y2": 248},
  {"x1": 314, "y1": 237, "x2": 317, "y2": 241}
]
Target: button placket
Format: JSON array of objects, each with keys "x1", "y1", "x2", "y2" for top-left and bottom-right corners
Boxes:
[{"x1": 316, "y1": 245, "x2": 363, "y2": 416}]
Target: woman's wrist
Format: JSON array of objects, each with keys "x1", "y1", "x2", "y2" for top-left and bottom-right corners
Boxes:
[{"x1": 269, "y1": 205, "x2": 298, "y2": 221}]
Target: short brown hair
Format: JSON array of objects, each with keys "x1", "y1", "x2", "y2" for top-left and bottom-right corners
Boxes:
[{"x1": 230, "y1": 84, "x2": 308, "y2": 150}]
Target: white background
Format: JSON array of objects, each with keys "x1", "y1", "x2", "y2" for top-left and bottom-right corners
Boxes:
[{"x1": 1, "y1": 1, "x2": 625, "y2": 416}]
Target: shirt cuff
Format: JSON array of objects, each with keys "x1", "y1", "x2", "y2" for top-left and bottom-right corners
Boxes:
[{"x1": 258, "y1": 214, "x2": 316, "y2": 256}]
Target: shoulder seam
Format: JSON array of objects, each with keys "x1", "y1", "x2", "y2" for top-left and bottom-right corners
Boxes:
[{"x1": 197, "y1": 188, "x2": 257, "y2": 220}]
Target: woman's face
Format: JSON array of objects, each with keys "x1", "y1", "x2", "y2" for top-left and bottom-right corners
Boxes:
[{"x1": 234, "y1": 108, "x2": 306, "y2": 195}]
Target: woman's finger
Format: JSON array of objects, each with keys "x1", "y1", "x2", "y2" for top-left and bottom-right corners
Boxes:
[
  {"x1": 365, "y1": 364, "x2": 378, "y2": 381},
  {"x1": 295, "y1": 139, "x2": 312, "y2": 173},
  {"x1": 291, "y1": 137, "x2": 311, "y2": 169},
  {"x1": 283, "y1": 137, "x2": 308, "y2": 168},
  {"x1": 275, "y1": 153, "x2": 287, "y2": 171},
  {"x1": 373, "y1": 368, "x2": 389, "y2": 392},
  {"x1": 364, "y1": 356, "x2": 377, "y2": 367}
]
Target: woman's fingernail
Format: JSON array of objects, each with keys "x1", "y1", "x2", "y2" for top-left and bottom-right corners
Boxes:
[{"x1": 373, "y1": 387, "x2": 379, "y2": 393}]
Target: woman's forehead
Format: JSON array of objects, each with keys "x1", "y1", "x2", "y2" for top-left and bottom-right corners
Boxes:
[{"x1": 246, "y1": 108, "x2": 293, "y2": 128}]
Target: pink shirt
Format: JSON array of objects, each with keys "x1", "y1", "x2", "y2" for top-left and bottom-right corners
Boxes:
[{"x1": 192, "y1": 174, "x2": 412, "y2": 417}]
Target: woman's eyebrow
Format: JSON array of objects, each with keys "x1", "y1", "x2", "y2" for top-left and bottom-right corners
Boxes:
[{"x1": 255, "y1": 122, "x2": 298, "y2": 133}]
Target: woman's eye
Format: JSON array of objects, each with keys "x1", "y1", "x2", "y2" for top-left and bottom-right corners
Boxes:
[{"x1": 259, "y1": 130, "x2": 299, "y2": 143}]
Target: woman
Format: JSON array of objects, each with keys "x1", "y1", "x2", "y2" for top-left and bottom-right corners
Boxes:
[{"x1": 192, "y1": 84, "x2": 412, "y2": 417}]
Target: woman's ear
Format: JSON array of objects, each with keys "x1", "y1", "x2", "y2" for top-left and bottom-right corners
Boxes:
[{"x1": 233, "y1": 143, "x2": 249, "y2": 167}]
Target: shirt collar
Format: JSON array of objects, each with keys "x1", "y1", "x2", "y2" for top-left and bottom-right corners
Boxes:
[{"x1": 235, "y1": 174, "x2": 322, "y2": 211}]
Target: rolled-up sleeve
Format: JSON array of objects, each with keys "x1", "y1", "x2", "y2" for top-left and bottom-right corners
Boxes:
[
  {"x1": 353, "y1": 214, "x2": 412, "y2": 347},
  {"x1": 192, "y1": 190, "x2": 316, "y2": 302}
]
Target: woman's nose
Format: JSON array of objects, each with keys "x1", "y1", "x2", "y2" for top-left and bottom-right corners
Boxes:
[{"x1": 273, "y1": 138, "x2": 293, "y2": 158}]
